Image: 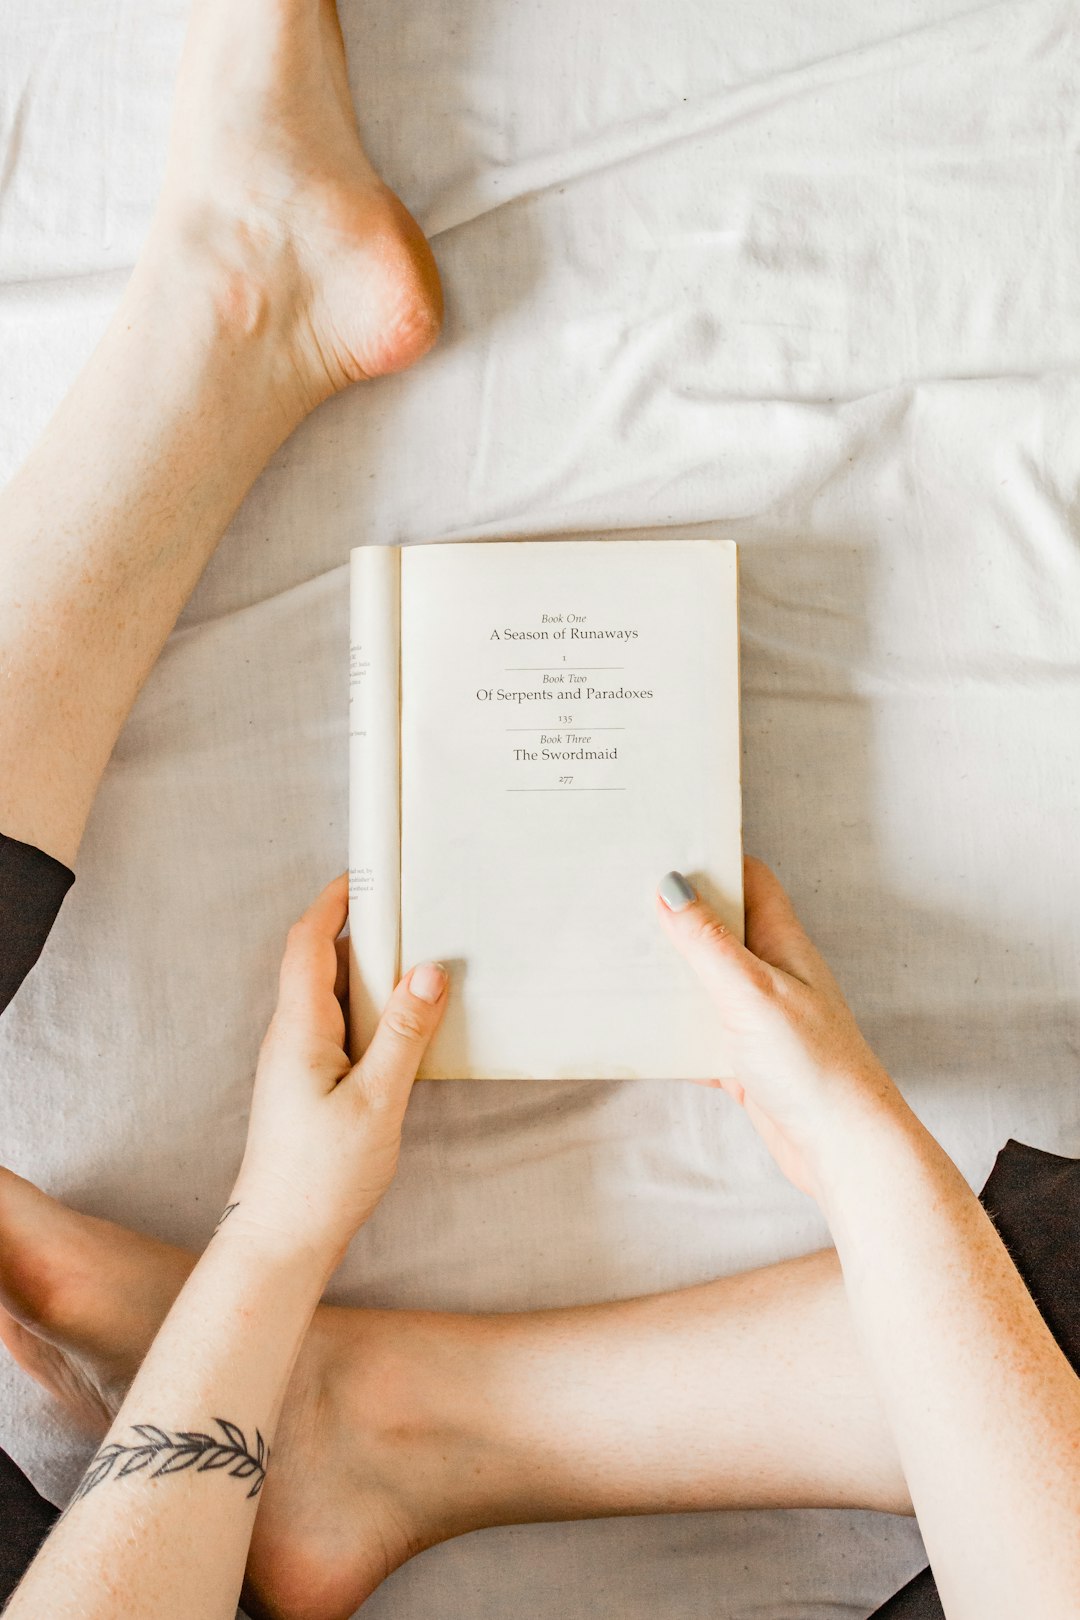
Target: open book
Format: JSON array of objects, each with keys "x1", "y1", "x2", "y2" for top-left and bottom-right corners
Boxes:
[{"x1": 349, "y1": 539, "x2": 743, "y2": 1080}]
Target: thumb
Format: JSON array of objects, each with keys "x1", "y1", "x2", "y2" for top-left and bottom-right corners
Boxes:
[
  {"x1": 656, "y1": 870, "x2": 774, "y2": 1008},
  {"x1": 349, "y1": 961, "x2": 448, "y2": 1106}
]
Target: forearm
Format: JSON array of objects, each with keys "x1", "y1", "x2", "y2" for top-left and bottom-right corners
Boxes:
[
  {"x1": 0, "y1": 225, "x2": 310, "y2": 867},
  {"x1": 6, "y1": 1213, "x2": 328, "y2": 1620},
  {"x1": 817, "y1": 1097, "x2": 1080, "y2": 1620}
]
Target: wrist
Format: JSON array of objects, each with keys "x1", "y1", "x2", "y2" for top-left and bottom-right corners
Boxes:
[
  {"x1": 802, "y1": 1079, "x2": 929, "y2": 1217},
  {"x1": 211, "y1": 1197, "x2": 345, "y2": 1290}
]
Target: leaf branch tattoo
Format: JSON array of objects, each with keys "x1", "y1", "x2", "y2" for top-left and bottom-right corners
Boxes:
[
  {"x1": 71, "y1": 1419, "x2": 269, "y2": 1505},
  {"x1": 214, "y1": 1202, "x2": 240, "y2": 1234}
]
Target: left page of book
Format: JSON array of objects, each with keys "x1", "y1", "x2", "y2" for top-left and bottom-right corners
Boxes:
[{"x1": 348, "y1": 546, "x2": 401, "y2": 1058}]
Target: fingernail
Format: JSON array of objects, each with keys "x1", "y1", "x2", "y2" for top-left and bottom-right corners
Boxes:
[
  {"x1": 658, "y1": 871, "x2": 697, "y2": 912},
  {"x1": 410, "y1": 962, "x2": 447, "y2": 1004}
]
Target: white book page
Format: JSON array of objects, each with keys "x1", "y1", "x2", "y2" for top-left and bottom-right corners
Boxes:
[
  {"x1": 348, "y1": 546, "x2": 400, "y2": 1058},
  {"x1": 399, "y1": 539, "x2": 742, "y2": 1080}
]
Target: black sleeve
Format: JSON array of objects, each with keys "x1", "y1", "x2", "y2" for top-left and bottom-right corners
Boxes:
[
  {"x1": 0, "y1": 1446, "x2": 57, "y2": 1604},
  {"x1": 0, "y1": 834, "x2": 75, "y2": 1584},
  {"x1": 0, "y1": 833, "x2": 75, "y2": 1016}
]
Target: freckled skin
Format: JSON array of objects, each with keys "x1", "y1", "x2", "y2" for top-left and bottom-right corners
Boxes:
[
  {"x1": 0, "y1": 0, "x2": 443, "y2": 869},
  {"x1": 0, "y1": 1169, "x2": 911, "y2": 1620}
]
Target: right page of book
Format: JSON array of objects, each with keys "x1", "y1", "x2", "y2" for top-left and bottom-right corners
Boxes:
[{"x1": 399, "y1": 538, "x2": 742, "y2": 1080}]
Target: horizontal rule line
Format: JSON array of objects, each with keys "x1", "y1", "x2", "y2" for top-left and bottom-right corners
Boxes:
[
  {"x1": 504, "y1": 727, "x2": 626, "y2": 732},
  {"x1": 506, "y1": 788, "x2": 627, "y2": 793},
  {"x1": 504, "y1": 666, "x2": 624, "y2": 672}
]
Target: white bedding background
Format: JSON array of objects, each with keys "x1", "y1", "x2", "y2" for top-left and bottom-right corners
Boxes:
[{"x1": 2, "y1": 1, "x2": 1080, "y2": 1614}]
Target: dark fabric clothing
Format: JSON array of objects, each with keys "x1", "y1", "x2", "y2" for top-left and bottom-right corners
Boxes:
[
  {"x1": 0, "y1": 1447, "x2": 57, "y2": 1600},
  {"x1": 870, "y1": 1565, "x2": 945, "y2": 1619},
  {"x1": 867, "y1": 1139, "x2": 1080, "y2": 1617},
  {"x1": 0, "y1": 832, "x2": 74, "y2": 1017},
  {"x1": 0, "y1": 831, "x2": 71, "y2": 1599}
]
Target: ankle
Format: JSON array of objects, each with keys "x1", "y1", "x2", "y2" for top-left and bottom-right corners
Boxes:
[
  {"x1": 129, "y1": 212, "x2": 329, "y2": 425},
  {"x1": 325, "y1": 1311, "x2": 482, "y2": 1535}
]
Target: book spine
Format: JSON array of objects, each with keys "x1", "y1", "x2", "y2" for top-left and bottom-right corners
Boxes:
[{"x1": 348, "y1": 545, "x2": 401, "y2": 1059}]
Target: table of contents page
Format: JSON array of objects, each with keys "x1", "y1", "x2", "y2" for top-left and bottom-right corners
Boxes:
[{"x1": 398, "y1": 539, "x2": 742, "y2": 1080}]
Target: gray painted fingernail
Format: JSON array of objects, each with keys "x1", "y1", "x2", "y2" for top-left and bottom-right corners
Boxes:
[{"x1": 658, "y1": 871, "x2": 697, "y2": 912}]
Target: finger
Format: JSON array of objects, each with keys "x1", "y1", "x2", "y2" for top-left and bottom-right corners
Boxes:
[
  {"x1": 334, "y1": 935, "x2": 350, "y2": 1004},
  {"x1": 350, "y1": 962, "x2": 448, "y2": 1106},
  {"x1": 656, "y1": 870, "x2": 774, "y2": 1009},
  {"x1": 741, "y1": 857, "x2": 834, "y2": 989},
  {"x1": 274, "y1": 874, "x2": 350, "y2": 1040}
]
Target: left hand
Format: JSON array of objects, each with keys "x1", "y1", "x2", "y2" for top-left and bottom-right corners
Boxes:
[
  {"x1": 228, "y1": 875, "x2": 447, "y2": 1269},
  {"x1": 657, "y1": 858, "x2": 900, "y2": 1201}
]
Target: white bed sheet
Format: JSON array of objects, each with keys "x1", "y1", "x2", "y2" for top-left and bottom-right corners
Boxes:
[{"x1": 2, "y1": 1, "x2": 1079, "y2": 1615}]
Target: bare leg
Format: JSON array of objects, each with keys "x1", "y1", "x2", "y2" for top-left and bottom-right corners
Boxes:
[
  {"x1": 0, "y1": 0, "x2": 441, "y2": 867},
  {"x1": 0, "y1": 1171, "x2": 910, "y2": 1620}
]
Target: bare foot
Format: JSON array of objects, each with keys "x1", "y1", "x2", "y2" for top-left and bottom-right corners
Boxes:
[
  {"x1": 157, "y1": 0, "x2": 443, "y2": 404},
  {"x1": 0, "y1": 1172, "x2": 192, "y2": 1434},
  {"x1": 0, "y1": 1170, "x2": 458, "y2": 1620}
]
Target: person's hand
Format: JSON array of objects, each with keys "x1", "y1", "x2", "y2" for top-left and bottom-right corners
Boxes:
[
  {"x1": 227, "y1": 875, "x2": 447, "y2": 1269},
  {"x1": 657, "y1": 859, "x2": 902, "y2": 1199}
]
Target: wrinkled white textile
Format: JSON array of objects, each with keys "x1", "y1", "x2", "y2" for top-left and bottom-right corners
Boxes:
[{"x1": 2, "y1": 0, "x2": 1079, "y2": 1614}]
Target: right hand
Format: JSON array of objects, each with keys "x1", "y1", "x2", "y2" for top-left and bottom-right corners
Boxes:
[
  {"x1": 228, "y1": 875, "x2": 447, "y2": 1271},
  {"x1": 657, "y1": 858, "x2": 902, "y2": 1199}
]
